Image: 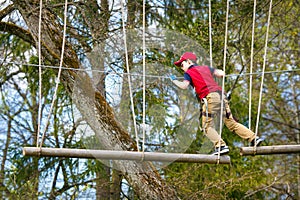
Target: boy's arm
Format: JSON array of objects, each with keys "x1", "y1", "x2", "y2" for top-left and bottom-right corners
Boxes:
[
  {"x1": 214, "y1": 69, "x2": 225, "y2": 77},
  {"x1": 172, "y1": 80, "x2": 190, "y2": 89}
]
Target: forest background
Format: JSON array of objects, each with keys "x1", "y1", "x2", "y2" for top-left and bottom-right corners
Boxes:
[{"x1": 0, "y1": 0, "x2": 299, "y2": 199}]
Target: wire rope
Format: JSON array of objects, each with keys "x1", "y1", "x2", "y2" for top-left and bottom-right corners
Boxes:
[
  {"x1": 2, "y1": 59, "x2": 298, "y2": 79},
  {"x1": 121, "y1": 0, "x2": 139, "y2": 152}
]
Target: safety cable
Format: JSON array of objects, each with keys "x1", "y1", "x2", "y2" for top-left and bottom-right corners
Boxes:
[{"x1": 2, "y1": 59, "x2": 298, "y2": 79}]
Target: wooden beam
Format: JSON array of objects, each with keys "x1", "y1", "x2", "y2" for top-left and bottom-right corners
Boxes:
[
  {"x1": 240, "y1": 145, "x2": 300, "y2": 156},
  {"x1": 23, "y1": 147, "x2": 231, "y2": 164}
]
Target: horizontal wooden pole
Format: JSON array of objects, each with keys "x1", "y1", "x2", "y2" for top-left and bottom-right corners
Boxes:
[
  {"x1": 240, "y1": 145, "x2": 300, "y2": 156},
  {"x1": 23, "y1": 147, "x2": 230, "y2": 164}
]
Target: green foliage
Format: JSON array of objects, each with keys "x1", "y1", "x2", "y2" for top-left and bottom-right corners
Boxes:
[
  {"x1": 160, "y1": 0, "x2": 300, "y2": 199},
  {"x1": 0, "y1": 0, "x2": 299, "y2": 199}
]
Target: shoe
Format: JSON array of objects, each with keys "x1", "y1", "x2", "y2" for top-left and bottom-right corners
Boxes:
[
  {"x1": 250, "y1": 137, "x2": 264, "y2": 147},
  {"x1": 211, "y1": 146, "x2": 229, "y2": 155}
]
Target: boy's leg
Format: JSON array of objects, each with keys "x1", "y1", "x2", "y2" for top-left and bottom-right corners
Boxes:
[
  {"x1": 223, "y1": 98, "x2": 256, "y2": 142},
  {"x1": 202, "y1": 92, "x2": 226, "y2": 147}
]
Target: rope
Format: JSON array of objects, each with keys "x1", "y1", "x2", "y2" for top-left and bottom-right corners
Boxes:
[
  {"x1": 208, "y1": 0, "x2": 213, "y2": 68},
  {"x1": 254, "y1": 0, "x2": 273, "y2": 151},
  {"x1": 37, "y1": 0, "x2": 43, "y2": 148},
  {"x1": 121, "y1": 0, "x2": 139, "y2": 152},
  {"x1": 142, "y1": 0, "x2": 146, "y2": 158},
  {"x1": 249, "y1": 0, "x2": 257, "y2": 130},
  {"x1": 208, "y1": 0, "x2": 218, "y2": 159},
  {"x1": 39, "y1": 0, "x2": 69, "y2": 148},
  {"x1": 217, "y1": 0, "x2": 230, "y2": 160}
]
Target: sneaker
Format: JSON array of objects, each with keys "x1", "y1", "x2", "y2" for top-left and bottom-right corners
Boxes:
[
  {"x1": 250, "y1": 137, "x2": 264, "y2": 147},
  {"x1": 211, "y1": 146, "x2": 229, "y2": 155}
]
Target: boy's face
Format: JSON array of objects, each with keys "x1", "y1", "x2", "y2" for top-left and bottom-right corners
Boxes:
[{"x1": 180, "y1": 60, "x2": 192, "y2": 72}]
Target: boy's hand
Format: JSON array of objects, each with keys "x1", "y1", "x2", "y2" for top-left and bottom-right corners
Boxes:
[{"x1": 169, "y1": 74, "x2": 177, "y2": 81}]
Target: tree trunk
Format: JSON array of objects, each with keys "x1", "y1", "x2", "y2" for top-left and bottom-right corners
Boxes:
[
  {"x1": 110, "y1": 169, "x2": 122, "y2": 200},
  {"x1": 83, "y1": 1, "x2": 112, "y2": 198},
  {"x1": 95, "y1": 162, "x2": 111, "y2": 199},
  {"x1": 0, "y1": 118, "x2": 12, "y2": 198},
  {"x1": 11, "y1": 1, "x2": 178, "y2": 199}
]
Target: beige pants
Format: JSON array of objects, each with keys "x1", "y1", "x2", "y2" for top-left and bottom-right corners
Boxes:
[{"x1": 202, "y1": 92, "x2": 256, "y2": 147}]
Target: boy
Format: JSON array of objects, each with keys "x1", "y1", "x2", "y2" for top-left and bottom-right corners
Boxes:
[{"x1": 170, "y1": 52, "x2": 263, "y2": 155}]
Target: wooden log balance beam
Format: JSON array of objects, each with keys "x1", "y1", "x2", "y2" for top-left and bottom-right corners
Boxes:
[
  {"x1": 23, "y1": 147, "x2": 231, "y2": 164},
  {"x1": 240, "y1": 145, "x2": 300, "y2": 156}
]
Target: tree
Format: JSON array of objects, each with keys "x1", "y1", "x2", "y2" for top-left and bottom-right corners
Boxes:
[
  {"x1": 1, "y1": 0, "x2": 299, "y2": 199},
  {"x1": 1, "y1": 0, "x2": 178, "y2": 199}
]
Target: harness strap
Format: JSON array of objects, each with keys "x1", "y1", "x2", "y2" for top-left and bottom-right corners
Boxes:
[
  {"x1": 202, "y1": 112, "x2": 231, "y2": 119},
  {"x1": 202, "y1": 94, "x2": 231, "y2": 119},
  {"x1": 202, "y1": 98, "x2": 209, "y2": 134}
]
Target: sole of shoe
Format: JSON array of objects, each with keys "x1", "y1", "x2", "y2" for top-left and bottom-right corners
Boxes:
[
  {"x1": 212, "y1": 149, "x2": 229, "y2": 155},
  {"x1": 251, "y1": 138, "x2": 264, "y2": 147},
  {"x1": 256, "y1": 139, "x2": 264, "y2": 146}
]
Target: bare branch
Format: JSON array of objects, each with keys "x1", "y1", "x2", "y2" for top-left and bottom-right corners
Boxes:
[
  {"x1": 262, "y1": 116, "x2": 300, "y2": 131},
  {"x1": 0, "y1": 3, "x2": 15, "y2": 21}
]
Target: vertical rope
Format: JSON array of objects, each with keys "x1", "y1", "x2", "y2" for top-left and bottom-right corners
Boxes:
[
  {"x1": 39, "y1": 0, "x2": 68, "y2": 148},
  {"x1": 217, "y1": 0, "x2": 230, "y2": 159},
  {"x1": 254, "y1": 0, "x2": 273, "y2": 147},
  {"x1": 249, "y1": 0, "x2": 257, "y2": 130},
  {"x1": 142, "y1": 0, "x2": 146, "y2": 155},
  {"x1": 121, "y1": 0, "x2": 140, "y2": 152},
  {"x1": 37, "y1": 0, "x2": 43, "y2": 148},
  {"x1": 208, "y1": 0, "x2": 213, "y2": 68}
]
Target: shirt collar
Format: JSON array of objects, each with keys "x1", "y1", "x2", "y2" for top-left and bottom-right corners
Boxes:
[{"x1": 188, "y1": 64, "x2": 197, "y2": 69}]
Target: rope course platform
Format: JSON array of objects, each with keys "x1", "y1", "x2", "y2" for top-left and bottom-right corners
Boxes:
[
  {"x1": 240, "y1": 145, "x2": 300, "y2": 156},
  {"x1": 23, "y1": 147, "x2": 231, "y2": 164}
]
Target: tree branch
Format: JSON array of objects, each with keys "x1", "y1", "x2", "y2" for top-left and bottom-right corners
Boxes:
[
  {"x1": 0, "y1": 4, "x2": 15, "y2": 21},
  {"x1": 0, "y1": 22, "x2": 34, "y2": 45},
  {"x1": 262, "y1": 116, "x2": 300, "y2": 131}
]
